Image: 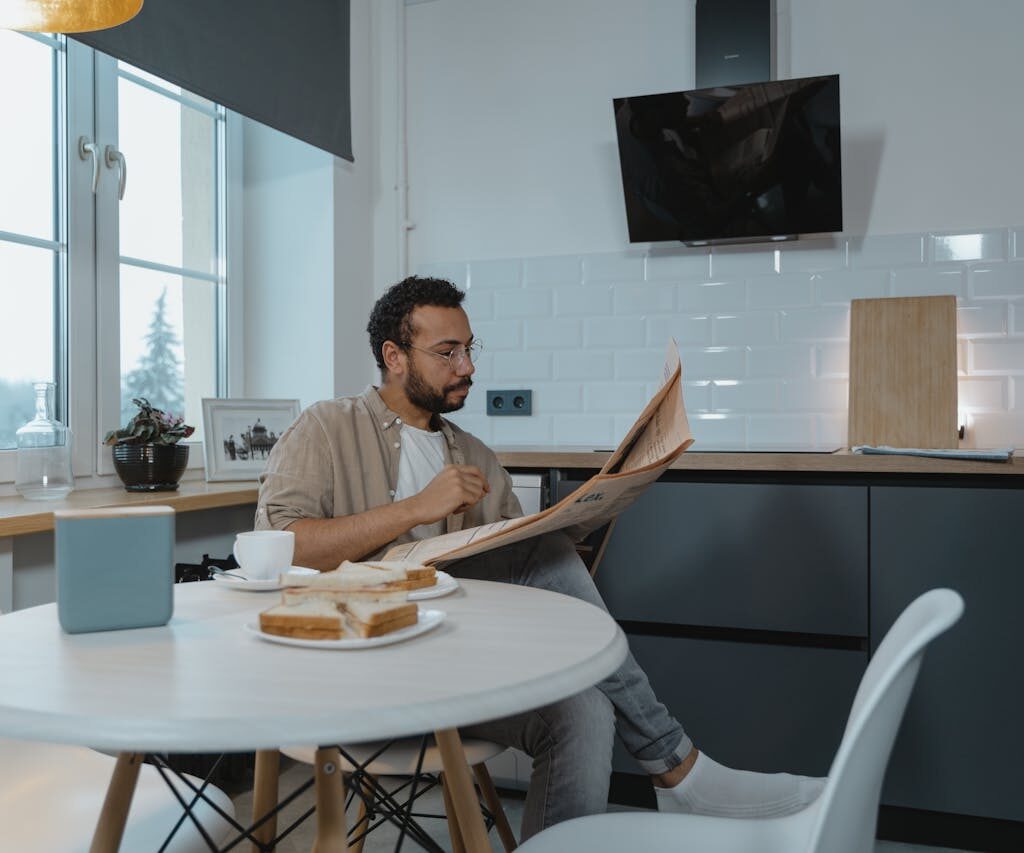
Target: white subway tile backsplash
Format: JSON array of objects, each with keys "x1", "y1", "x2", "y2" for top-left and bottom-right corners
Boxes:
[
  {"x1": 552, "y1": 414, "x2": 615, "y2": 446},
  {"x1": 585, "y1": 383, "x2": 648, "y2": 413},
  {"x1": 747, "y1": 273, "x2": 814, "y2": 308},
  {"x1": 780, "y1": 307, "x2": 850, "y2": 342},
  {"x1": 814, "y1": 269, "x2": 889, "y2": 304},
  {"x1": 464, "y1": 289, "x2": 495, "y2": 321},
  {"x1": 432, "y1": 229, "x2": 1024, "y2": 449},
  {"x1": 471, "y1": 320, "x2": 522, "y2": 351},
  {"x1": 495, "y1": 288, "x2": 551, "y2": 318},
  {"x1": 957, "y1": 304, "x2": 1007, "y2": 337},
  {"x1": 710, "y1": 245, "x2": 777, "y2": 279},
  {"x1": 648, "y1": 314, "x2": 712, "y2": 348},
  {"x1": 816, "y1": 413, "x2": 848, "y2": 447},
  {"x1": 613, "y1": 284, "x2": 676, "y2": 316},
  {"x1": 582, "y1": 253, "x2": 645, "y2": 284},
  {"x1": 969, "y1": 264, "x2": 1024, "y2": 300},
  {"x1": 689, "y1": 414, "x2": 746, "y2": 446},
  {"x1": 469, "y1": 258, "x2": 522, "y2": 289},
  {"x1": 713, "y1": 312, "x2": 778, "y2": 346},
  {"x1": 680, "y1": 347, "x2": 746, "y2": 381},
  {"x1": 815, "y1": 344, "x2": 849, "y2": 378},
  {"x1": 848, "y1": 234, "x2": 925, "y2": 269},
  {"x1": 523, "y1": 255, "x2": 581, "y2": 287},
  {"x1": 555, "y1": 350, "x2": 614, "y2": 380},
  {"x1": 678, "y1": 280, "x2": 746, "y2": 313},
  {"x1": 615, "y1": 349, "x2": 665, "y2": 380},
  {"x1": 747, "y1": 345, "x2": 813, "y2": 379},
  {"x1": 531, "y1": 382, "x2": 583, "y2": 413},
  {"x1": 969, "y1": 340, "x2": 1024, "y2": 374},
  {"x1": 584, "y1": 316, "x2": 646, "y2": 348},
  {"x1": 554, "y1": 285, "x2": 613, "y2": 316},
  {"x1": 777, "y1": 238, "x2": 847, "y2": 273},
  {"x1": 417, "y1": 261, "x2": 469, "y2": 287},
  {"x1": 958, "y1": 377, "x2": 1007, "y2": 411},
  {"x1": 492, "y1": 351, "x2": 551, "y2": 380},
  {"x1": 930, "y1": 230, "x2": 1006, "y2": 263},
  {"x1": 491, "y1": 414, "x2": 553, "y2": 445},
  {"x1": 747, "y1": 415, "x2": 817, "y2": 447},
  {"x1": 711, "y1": 380, "x2": 779, "y2": 412},
  {"x1": 524, "y1": 318, "x2": 582, "y2": 350},
  {"x1": 447, "y1": 413, "x2": 492, "y2": 444},
  {"x1": 890, "y1": 267, "x2": 965, "y2": 298},
  {"x1": 645, "y1": 249, "x2": 710, "y2": 281},
  {"x1": 781, "y1": 379, "x2": 848, "y2": 412}
]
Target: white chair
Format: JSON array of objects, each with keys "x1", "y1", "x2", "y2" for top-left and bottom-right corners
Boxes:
[
  {"x1": 0, "y1": 738, "x2": 236, "y2": 852},
  {"x1": 516, "y1": 587, "x2": 965, "y2": 853},
  {"x1": 281, "y1": 736, "x2": 518, "y2": 852}
]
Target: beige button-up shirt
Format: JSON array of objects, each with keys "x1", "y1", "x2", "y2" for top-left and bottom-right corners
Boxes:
[{"x1": 255, "y1": 386, "x2": 523, "y2": 560}]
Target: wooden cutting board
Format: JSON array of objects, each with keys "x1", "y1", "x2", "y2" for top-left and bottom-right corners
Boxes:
[{"x1": 848, "y1": 295, "x2": 958, "y2": 449}]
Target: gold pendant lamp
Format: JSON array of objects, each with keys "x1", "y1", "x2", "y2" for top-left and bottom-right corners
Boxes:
[{"x1": 0, "y1": 0, "x2": 143, "y2": 33}]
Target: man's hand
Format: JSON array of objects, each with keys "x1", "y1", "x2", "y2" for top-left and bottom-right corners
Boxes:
[{"x1": 410, "y1": 464, "x2": 490, "y2": 524}]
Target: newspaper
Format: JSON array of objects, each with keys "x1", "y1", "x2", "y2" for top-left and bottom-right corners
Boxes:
[{"x1": 383, "y1": 341, "x2": 694, "y2": 567}]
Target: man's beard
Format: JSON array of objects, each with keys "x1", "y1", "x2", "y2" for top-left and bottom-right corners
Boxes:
[{"x1": 405, "y1": 361, "x2": 472, "y2": 414}]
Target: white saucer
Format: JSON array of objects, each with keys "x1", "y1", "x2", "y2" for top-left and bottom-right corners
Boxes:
[
  {"x1": 408, "y1": 571, "x2": 459, "y2": 601},
  {"x1": 212, "y1": 566, "x2": 319, "y2": 592},
  {"x1": 246, "y1": 609, "x2": 445, "y2": 649}
]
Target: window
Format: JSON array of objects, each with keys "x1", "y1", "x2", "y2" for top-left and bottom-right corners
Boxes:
[{"x1": 0, "y1": 35, "x2": 234, "y2": 482}]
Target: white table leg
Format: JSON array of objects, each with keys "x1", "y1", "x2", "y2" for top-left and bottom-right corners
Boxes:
[
  {"x1": 435, "y1": 728, "x2": 492, "y2": 852},
  {"x1": 252, "y1": 749, "x2": 280, "y2": 852},
  {"x1": 89, "y1": 752, "x2": 143, "y2": 853},
  {"x1": 312, "y1": 746, "x2": 348, "y2": 853}
]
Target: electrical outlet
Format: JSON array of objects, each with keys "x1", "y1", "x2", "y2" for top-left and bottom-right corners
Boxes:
[{"x1": 487, "y1": 389, "x2": 532, "y2": 416}]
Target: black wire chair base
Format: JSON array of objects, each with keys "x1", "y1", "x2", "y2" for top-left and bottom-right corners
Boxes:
[{"x1": 141, "y1": 738, "x2": 503, "y2": 853}]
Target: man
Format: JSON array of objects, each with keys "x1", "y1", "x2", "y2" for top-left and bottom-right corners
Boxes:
[{"x1": 256, "y1": 276, "x2": 822, "y2": 839}]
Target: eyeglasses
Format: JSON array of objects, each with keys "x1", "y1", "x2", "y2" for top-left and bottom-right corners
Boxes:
[{"x1": 404, "y1": 340, "x2": 483, "y2": 371}]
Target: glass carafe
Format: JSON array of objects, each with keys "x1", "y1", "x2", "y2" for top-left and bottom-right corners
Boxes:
[{"x1": 15, "y1": 382, "x2": 74, "y2": 500}]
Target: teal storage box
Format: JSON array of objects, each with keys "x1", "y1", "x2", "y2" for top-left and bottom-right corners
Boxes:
[{"x1": 55, "y1": 506, "x2": 175, "y2": 634}]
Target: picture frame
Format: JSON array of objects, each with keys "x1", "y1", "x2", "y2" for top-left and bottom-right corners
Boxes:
[{"x1": 201, "y1": 398, "x2": 301, "y2": 482}]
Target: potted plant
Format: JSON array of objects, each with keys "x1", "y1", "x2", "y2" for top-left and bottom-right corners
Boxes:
[{"x1": 104, "y1": 398, "x2": 195, "y2": 492}]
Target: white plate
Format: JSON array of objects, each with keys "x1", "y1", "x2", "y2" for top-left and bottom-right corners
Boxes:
[
  {"x1": 245, "y1": 609, "x2": 445, "y2": 650},
  {"x1": 408, "y1": 570, "x2": 459, "y2": 601},
  {"x1": 212, "y1": 566, "x2": 319, "y2": 592}
]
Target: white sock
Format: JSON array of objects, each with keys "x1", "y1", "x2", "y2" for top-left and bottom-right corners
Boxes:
[{"x1": 655, "y1": 752, "x2": 825, "y2": 819}]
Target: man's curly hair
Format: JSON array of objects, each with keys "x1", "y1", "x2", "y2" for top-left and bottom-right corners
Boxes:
[{"x1": 367, "y1": 276, "x2": 466, "y2": 372}]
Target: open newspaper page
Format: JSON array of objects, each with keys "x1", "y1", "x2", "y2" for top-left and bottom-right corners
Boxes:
[{"x1": 384, "y1": 341, "x2": 693, "y2": 567}]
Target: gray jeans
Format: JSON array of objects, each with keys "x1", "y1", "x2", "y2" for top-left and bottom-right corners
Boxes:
[{"x1": 449, "y1": 531, "x2": 692, "y2": 839}]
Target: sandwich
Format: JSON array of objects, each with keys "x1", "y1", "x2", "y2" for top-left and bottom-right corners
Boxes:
[
  {"x1": 259, "y1": 591, "x2": 419, "y2": 640},
  {"x1": 279, "y1": 559, "x2": 437, "y2": 592}
]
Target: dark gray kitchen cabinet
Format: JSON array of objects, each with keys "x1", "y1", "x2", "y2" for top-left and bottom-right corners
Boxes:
[{"x1": 871, "y1": 486, "x2": 1024, "y2": 822}]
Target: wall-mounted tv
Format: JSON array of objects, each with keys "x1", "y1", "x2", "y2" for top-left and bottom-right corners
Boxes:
[{"x1": 613, "y1": 74, "x2": 842, "y2": 245}]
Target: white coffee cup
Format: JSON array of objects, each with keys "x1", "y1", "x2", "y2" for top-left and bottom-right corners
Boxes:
[{"x1": 233, "y1": 530, "x2": 295, "y2": 581}]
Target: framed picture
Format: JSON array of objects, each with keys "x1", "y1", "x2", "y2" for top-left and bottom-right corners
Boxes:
[{"x1": 201, "y1": 398, "x2": 301, "y2": 482}]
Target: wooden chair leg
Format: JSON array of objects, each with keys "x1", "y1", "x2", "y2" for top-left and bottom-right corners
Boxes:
[
  {"x1": 440, "y1": 771, "x2": 467, "y2": 853},
  {"x1": 435, "y1": 728, "x2": 492, "y2": 852},
  {"x1": 472, "y1": 763, "x2": 517, "y2": 851},
  {"x1": 348, "y1": 774, "x2": 369, "y2": 853},
  {"x1": 252, "y1": 749, "x2": 280, "y2": 853},
  {"x1": 312, "y1": 746, "x2": 348, "y2": 853},
  {"x1": 89, "y1": 752, "x2": 144, "y2": 853}
]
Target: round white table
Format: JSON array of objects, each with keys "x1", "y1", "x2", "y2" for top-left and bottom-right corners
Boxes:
[{"x1": 0, "y1": 579, "x2": 628, "y2": 852}]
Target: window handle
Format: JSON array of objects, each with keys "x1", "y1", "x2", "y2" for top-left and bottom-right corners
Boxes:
[
  {"x1": 77, "y1": 136, "x2": 101, "y2": 193},
  {"x1": 104, "y1": 145, "x2": 127, "y2": 200}
]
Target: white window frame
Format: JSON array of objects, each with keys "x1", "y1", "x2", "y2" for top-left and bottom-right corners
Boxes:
[{"x1": 0, "y1": 39, "x2": 243, "y2": 492}]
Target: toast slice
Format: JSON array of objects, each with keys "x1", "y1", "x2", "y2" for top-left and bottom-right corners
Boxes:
[
  {"x1": 259, "y1": 598, "x2": 344, "y2": 640},
  {"x1": 261, "y1": 592, "x2": 419, "y2": 640},
  {"x1": 343, "y1": 598, "x2": 419, "y2": 638},
  {"x1": 280, "y1": 560, "x2": 437, "y2": 592}
]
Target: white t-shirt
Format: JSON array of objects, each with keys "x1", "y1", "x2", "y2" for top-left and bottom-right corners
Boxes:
[{"x1": 393, "y1": 423, "x2": 447, "y2": 540}]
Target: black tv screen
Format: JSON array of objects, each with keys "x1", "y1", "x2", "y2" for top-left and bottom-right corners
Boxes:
[{"x1": 613, "y1": 74, "x2": 842, "y2": 244}]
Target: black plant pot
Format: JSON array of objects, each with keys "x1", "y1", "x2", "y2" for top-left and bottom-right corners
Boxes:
[{"x1": 112, "y1": 443, "x2": 189, "y2": 492}]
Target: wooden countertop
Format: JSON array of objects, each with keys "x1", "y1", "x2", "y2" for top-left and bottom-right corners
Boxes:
[
  {"x1": 0, "y1": 480, "x2": 258, "y2": 538},
  {"x1": 495, "y1": 447, "x2": 1024, "y2": 477}
]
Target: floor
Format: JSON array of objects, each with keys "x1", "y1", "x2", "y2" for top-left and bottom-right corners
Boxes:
[{"x1": 228, "y1": 760, "x2": 975, "y2": 852}]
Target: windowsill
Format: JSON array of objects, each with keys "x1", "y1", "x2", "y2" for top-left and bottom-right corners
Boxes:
[{"x1": 0, "y1": 479, "x2": 258, "y2": 537}]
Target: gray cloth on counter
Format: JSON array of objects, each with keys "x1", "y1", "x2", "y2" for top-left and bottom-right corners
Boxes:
[{"x1": 851, "y1": 445, "x2": 1014, "y2": 462}]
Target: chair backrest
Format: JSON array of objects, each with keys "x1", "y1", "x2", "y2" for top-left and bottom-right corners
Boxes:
[{"x1": 806, "y1": 588, "x2": 964, "y2": 853}]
